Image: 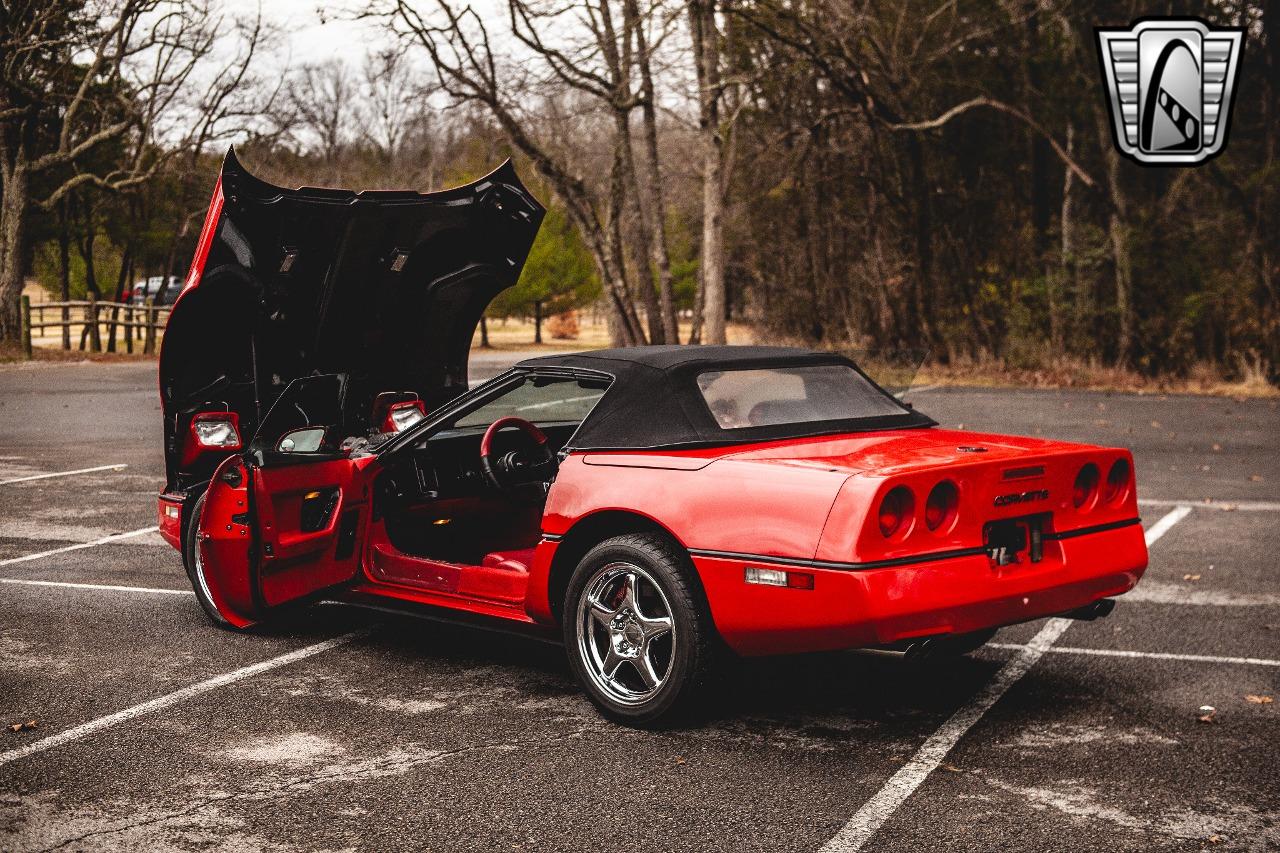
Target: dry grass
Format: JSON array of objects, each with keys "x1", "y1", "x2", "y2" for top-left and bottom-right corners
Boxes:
[
  {"x1": 470, "y1": 315, "x2": 757, "y2": 351},
  {"x1": 0, "y1": 341, "x2": 157, "y2": 365},
  {"x1": 916, "y1": 356, "x2": 1279, "y2": 399}
]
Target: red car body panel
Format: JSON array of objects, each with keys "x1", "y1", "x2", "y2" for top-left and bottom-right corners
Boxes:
[
  {"x1": 181, "y1": 423, "x2": 1148, "y2": 654},
  {"x1": 691, "y1": 527, "x2": 1141, "y2": 655},
  {"x1": 525, "y1": 431, "x2": 1146, "y2": 653}
]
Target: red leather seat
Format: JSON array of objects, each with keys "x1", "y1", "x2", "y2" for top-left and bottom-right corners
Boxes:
[{"x1": 481, "y1": 548, "x2": 536, "y2": 573}]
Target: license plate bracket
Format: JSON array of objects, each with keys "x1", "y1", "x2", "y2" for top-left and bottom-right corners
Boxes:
[{"x1": 983, "y1": 514, "x2": 1047, "y2": 566}]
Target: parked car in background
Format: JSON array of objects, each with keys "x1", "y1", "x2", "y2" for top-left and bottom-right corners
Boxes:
[{"x1": 127, "y1": 275, "x2": 181, "y2": 306}]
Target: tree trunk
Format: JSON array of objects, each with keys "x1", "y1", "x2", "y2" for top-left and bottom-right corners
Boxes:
[
  {"x1": 603, "y1": 138, "x2": 649, "y2": 347},
  {"x1": 691, "y1": 0, "x2": 727, "y2": 345},
  {"x1": 1025, "y1": 5, "x2": 1052, "y2": 276},
  {"x1": 106, "y1": 245, "x2": 132, "y2": 353},
  {"x1": 1261, "y1": 0, "x2": 1278, "y2": 371},
  {"x1": 629, "y1": 0, "x2": 679, "y2": 343},
  {"x1": 479, "y1": 315, "x2": 490, "y2": 348},
  {"x1": 58, "y1": 198, "x2": 71, "y2": 349},
  {"x1": 688, "y1": 284, "x2": 704, "y2": 345},
  {"x1": 905, "y1": 135, "x2": 935, "y2": 347},
  {"x1": 0, "y1": 165, "x2": 29, "y2": 343},
  {"x1": 616, "y1": 108, "x2": 666, "y2": 344},
  {"x1": 77, "y1": 218, "x2": 100, "y2": 351},
  {"x1": 460, "y1": 71, "x2": 645, "y2": 347},
  {"x1": 611, "y1": 0, "x2": 664, "y2": 345},
  {"x1": 1055, "y1": 122, "x2": 1075, "y2": 354},
  {"x1": 534, "y1": 300, "x2": 543, "y2": 344},
  {"x1": 1107, "y1": 200, "x2": 1133, "y2": 367},
  {"x1": 1096, "y1": 108, "x2": 1133, "y2": 366},
  {"x1": 79, "y1": 229, "x2": 99, "y2": 297}
]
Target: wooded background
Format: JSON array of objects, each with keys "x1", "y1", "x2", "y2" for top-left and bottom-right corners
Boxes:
[{"x1": 2, "y1": 0, "x2": 1275, "y2": 383}]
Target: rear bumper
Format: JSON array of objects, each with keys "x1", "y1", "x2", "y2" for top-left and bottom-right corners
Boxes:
[{"x1": 694, "y1": 521, "x2": 1149, "y2": 656}]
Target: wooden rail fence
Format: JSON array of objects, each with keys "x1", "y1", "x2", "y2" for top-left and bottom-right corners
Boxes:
[{"x1": 19, "y1": 294, "x2": 171, "y2": 358}]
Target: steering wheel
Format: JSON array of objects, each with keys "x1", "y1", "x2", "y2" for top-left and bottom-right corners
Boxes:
[{"x1": 480, "y1": 416, "x2": 556, "y2": 495}]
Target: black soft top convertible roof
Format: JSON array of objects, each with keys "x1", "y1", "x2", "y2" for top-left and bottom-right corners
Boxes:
[{"x1": 515, "y1": 346, "x2": 935, "y2": 451}]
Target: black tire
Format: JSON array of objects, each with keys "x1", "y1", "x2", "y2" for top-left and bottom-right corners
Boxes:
[
  {"x1": 563, "y1": 532, "x2": 717, "y2": 727},
  {"x1": 184, "y1": 493, "x2": 245, "y2": 631}
]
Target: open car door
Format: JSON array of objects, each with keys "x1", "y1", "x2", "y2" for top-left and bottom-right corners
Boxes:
[{"x1": 195, "y1": 375, "x2": 368, "y2": 628}]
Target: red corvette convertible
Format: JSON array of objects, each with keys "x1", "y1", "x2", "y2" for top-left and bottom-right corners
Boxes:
[{"x1": 158, "y1": 153, "x2": 1149, "y2": 724}]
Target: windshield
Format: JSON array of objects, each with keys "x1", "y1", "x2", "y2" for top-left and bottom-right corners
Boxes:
[{"x1": 696, "y1": 364, "x2": 907, "y2": 430}]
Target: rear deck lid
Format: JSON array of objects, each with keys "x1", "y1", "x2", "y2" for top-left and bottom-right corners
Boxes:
[{"x1": 159, "y1": 149, "x2": 545, "y2": 487}]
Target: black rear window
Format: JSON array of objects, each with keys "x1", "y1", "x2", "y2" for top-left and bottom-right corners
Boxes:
[{"x1": 695, "y1": 364, "x2": 908, "y2": 430}]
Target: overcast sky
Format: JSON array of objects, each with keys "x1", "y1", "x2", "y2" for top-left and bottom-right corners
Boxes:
[{"x1": 219, "y1": 0, "x2": 391, "y2": 67}]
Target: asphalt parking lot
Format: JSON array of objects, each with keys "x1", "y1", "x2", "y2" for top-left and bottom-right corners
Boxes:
[{"x1": 1, "y1": 357, "x2": 1277, "y2": 852}]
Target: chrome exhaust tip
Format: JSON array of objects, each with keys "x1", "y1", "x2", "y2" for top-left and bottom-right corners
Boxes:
[{"x1": 1065, "y1": 598, "x2": 1116, "y2": 621}]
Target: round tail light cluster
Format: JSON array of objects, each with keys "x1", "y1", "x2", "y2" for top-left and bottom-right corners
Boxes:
[
  {"x1": 1073, "y1": 463, "x2": 1101, "y2": 509},
  {"x1": 1104, "y1": 458, "x2": 1132, "y2": 505},
  {"x1": 878, "y1": 486, "x2": 915, "y2": 539},
  {"x1": 925, "y1": 480, "x2": 959, "y2": 532}
]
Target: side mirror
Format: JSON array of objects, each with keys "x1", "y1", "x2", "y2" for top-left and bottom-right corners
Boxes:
[{"x1": 277, "y1": 426, "x2": 327, "y2": 453}]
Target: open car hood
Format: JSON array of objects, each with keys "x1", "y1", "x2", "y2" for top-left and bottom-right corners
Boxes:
[{"x1": 159, "y1": 149, "x2": 545, "y2": 488}]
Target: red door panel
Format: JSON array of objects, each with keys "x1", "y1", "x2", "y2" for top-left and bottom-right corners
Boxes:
[
  {"x1": 253, "y1": 459, "x2": 365, "y2": 607},
  {"x1": 197, "y1": 455, "x2": 257, "y2": 627},
  {"x1": 196, "y1": 455, "x2": 368, "y2": 623}
]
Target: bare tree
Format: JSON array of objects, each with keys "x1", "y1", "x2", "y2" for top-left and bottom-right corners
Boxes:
[
  {"x1": 383, "y1": 0, "x2": 652, "y2": 345},
  {"x1": 288, "y1": 60, "x2": 356, "y2": 166},
  {"x1": 0, "y1": 0, "x2": 230, "y2": 341},
  {"x1": 360, "y1": 48, "x2": 420, "y2": 164},
  {"x1": 627, "y1": 0, "x2": 679, "y2": 342},
  {"x1": 506, "y1": 0, "x2": 672, "y2": 343},
  {"x1": 156, "y1": 9, "x2": 285, "y2": 304},
  {"x1": 689, "y1": 0, "x2": 728, "y2": 344}
]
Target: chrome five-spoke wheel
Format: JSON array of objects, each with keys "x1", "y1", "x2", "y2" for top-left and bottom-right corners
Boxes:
[
  {"x1": 576, "y1": 562, "x2": 676, "y2": 706},
  {"x1": 565, "y1": 532, "x2": 717, "y2": 725}
]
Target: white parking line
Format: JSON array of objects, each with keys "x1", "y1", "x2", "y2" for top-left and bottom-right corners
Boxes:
[
  {"x1": 0, "y1": 463, "x2": 127, "y2": 485},
  {"x1": 0, "y1": 631, "x2": 367, "y2": 768},
  {"x1": 1140, "y1": 498, "x2": 1280, "y2": 512},
  {"x1": 0, "y1": 578, "x2": 193, "y2": 595},
  {"x1": 819, "y1": 505, "x2": 1192, "y2": 852},
  {"x1": 989, "y1": 644, "x2": 1280, "y2": 668},
  {"x1": 820, "y1": 618, "x2": 1073, "y2": 852},
  {"x1": 1142, "y1": 504, "x2": 1192, "y2": 542},
  {"x1": 0, "y1": 526, "x2": 158, "y2": 567},
  {"x1": 1122, "y1": 581, "x2": 1280, "y2": 607}
]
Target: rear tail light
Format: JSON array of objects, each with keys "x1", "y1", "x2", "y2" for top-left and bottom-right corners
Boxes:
[
  {"x1": 383, "y1": 400, "x2": 427, "y2": 432},
  {"x1": 1073, "y1": 463, "x2": 1100, "y2": 510},
  {"x1": 192, "y1": 414, "x2": 241, "y2": 449},
  {"x1": 878, "y1": 485, "x2": 915, "y2": 539},
  {"x1": 181, "y1": 412, "x2": 242, "y2": 466},
  {"x1": 1104, "y1": 458, "x2": 1132, "y2": 505},
  {"x1": 925, "y1": 480, "x2": 959, "y2": 532}
]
